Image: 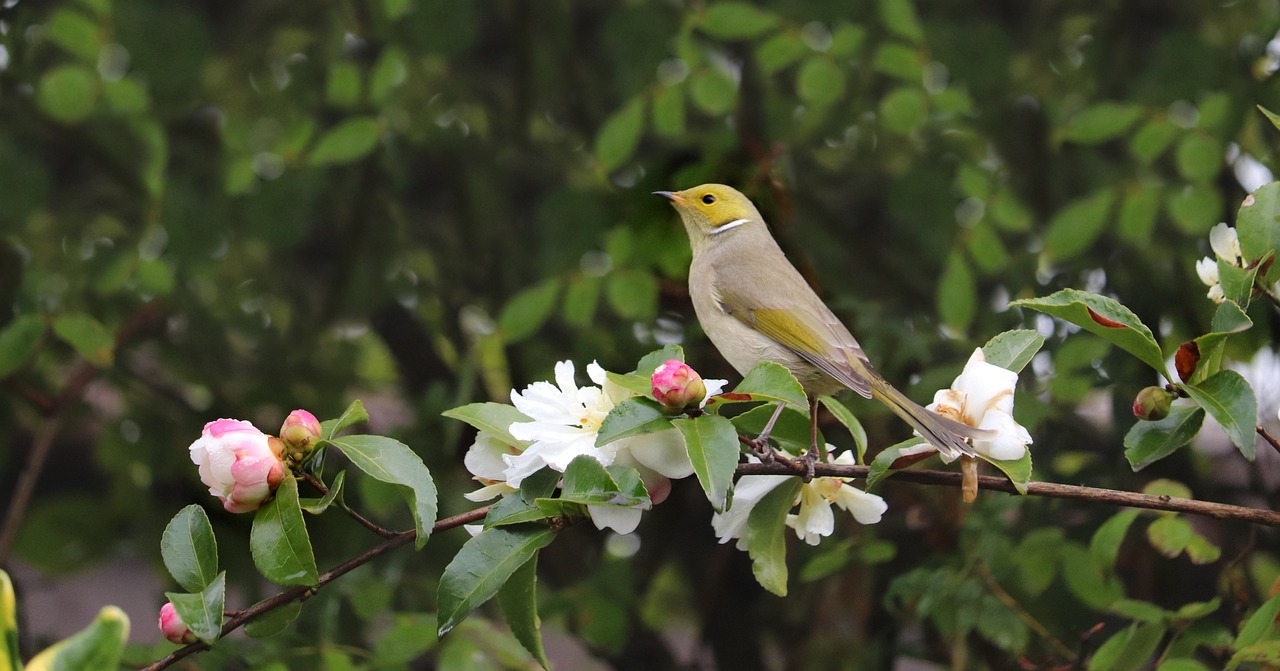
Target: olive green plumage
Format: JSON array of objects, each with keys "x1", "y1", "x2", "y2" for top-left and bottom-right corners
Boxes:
[{"x1": 657, "y1": 183, "x2": 982, "y2": 460}]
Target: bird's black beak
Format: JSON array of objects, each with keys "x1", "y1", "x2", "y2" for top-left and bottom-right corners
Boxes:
[{"x1": 653, "y1": 190, "x2": 686, "y2": 205}]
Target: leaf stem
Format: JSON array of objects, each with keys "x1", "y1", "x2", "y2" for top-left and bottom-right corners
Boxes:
[{"x1": 298, "y1": 471, "x2": 398, "y2": 538}]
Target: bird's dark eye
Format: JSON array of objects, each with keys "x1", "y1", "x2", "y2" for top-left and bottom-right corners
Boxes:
[{"x1": 701, "y1": 194, "x2": 716, "y2": 204}]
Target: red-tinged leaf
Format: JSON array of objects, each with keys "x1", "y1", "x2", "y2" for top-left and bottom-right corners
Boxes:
[
  {"x1": 1087, "y1": 307, "x2": 1127, "y2": 329},
  {"x1": 1175, "y1": 342, "x2": 1200, "y2": 382},
  {"x1": 890, "y1": 449, "x2": 937, "y2": 469}
]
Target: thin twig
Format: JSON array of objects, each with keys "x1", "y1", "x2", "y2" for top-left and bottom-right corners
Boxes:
[
  {"x1": 298, "y1": 472, "x2": 397, "y2": 538},
  {"x1": 1256, "y1": 425, "x2": 1280, "y2": 457},
  {"x1": 737, "y1": 462, "x2": 1280, "y2": 527},
  {"x1": 975, "y1": 562, "x2": 1075, "y2": 661},
  {"x1": 139, "y1": 506, "x2": 490, "y2": 671}
]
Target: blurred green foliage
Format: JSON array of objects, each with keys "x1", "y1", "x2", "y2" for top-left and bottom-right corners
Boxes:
[{"x1": 3, "y1": 0, "x2": 1280, "y2": 668}]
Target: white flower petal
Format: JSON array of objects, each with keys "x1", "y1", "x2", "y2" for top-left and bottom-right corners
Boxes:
[
  {"x1": 463, "y1": 432, "x2": 514, "y2": 481},
  {"x1": 463, "y1": 482, "x2": 516, "y2": 502},
  {"x1": 554, "y1": 360, "x2": 579, "y2": 396},
  {"x1": 710, "y1": 475, "x2": 790, "y2": 544},
  {"x1": 950, "y1": 348, "x2": 1018, "y2": 422},
  {"x1": 586, "y1": 361, "x2": 608, "y2": 387},
  {"x1": 834, "y1": 485, "x2": 888, "y2": 525},
  {"x1": 587, "y1": 504, "x2": 643, "y2": 535},
  {"x1": 973, "y1": 410, "x2": 1032, "y2": 461},
  {"x1": 624, "y1": 429, "x2": 695, "y2": 479},
  {"x1": 1195, "y1": 257, "x2": 1220, "y2": 287},
  {"x1": 789, "y1": 486, "x2": 835, "y2": 545},
  {"x1": 1207, "y1": 284, "x2": 1225, "y2": 303},
  {"x1": 700, "y1": 379, "x2": 729, "y2": 407},
  {"x1": 1209, "y1": 223, "x2": 1242, "y2": 265}
]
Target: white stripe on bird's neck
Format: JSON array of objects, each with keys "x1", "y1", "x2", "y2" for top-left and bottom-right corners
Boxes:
[{"x1": 710, "y1": 218, "x2": 749, "y2": 235}]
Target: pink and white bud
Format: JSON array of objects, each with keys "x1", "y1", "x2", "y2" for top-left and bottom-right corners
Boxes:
[
  {"x1": 651, "y1": 359, "x2": 708, "y2": 412},
  {"x1": 279, "y1": 409, "x2": 322, "y2": 460},
  {"x1": 158, "y1": 602, "x2": 196, "y2": 644},
  {"x1": 189, "y1": 418, "x2": 286, "y2": 514}
]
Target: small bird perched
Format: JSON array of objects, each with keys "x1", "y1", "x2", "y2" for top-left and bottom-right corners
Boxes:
[{"x1": 656, "y1": 184, "x2": 984, "y2": 473}]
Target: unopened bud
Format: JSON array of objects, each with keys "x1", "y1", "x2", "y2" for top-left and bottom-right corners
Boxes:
[
  {"x1": 279, "y1": 409, "x2": 322, "y2": 461},
  {"x1": 158, "y1": 602, "x2": 197, "y2": 644},
  {"x1": 1132, "y1": 386, "x2": 1175, "y2": 421},
  {"x1": 651, "y1": 359, "x2": 707, "y2": 412}
]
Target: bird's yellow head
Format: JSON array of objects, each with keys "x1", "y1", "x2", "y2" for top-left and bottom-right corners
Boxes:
[{"x1": 654, "y1": 183, "x2": 765, "y2": 253}]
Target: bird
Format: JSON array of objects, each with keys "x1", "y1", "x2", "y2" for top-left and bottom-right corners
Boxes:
[{"x1": 655, "y1": 183, "x2": 984, "y2": 475}]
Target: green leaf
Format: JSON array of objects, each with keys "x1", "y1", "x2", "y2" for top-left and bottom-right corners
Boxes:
[
  {"x1": 674, "y1": 414, "x2": 741, "y2": 512},
  {"x1": 326, "y1": 63, "x2": 362, "y2": 107},
  {"x1": 651, "y1": 85, "x2": 686, "y2": 137},
  {"x1": 1159, "y1": 659, "x2": 1212, "y2": 671},
  {"x1": 1190, "y1": 300, "x2": 1253, "y2": 385},
  {"x1": 497, "y1": 553, "x2": 549, "y2": 670},
  {"x1": 1087, "y1": 621, "x2": 1165, "y2": 671},
  {"x1": 1011, "y1": 289, "x2": 1166, "y2": 377},
  {"x1": 1237, "y1": 182, "x2": 1280, "y2": 281},
  {"x1": 1, "y1": 571, "x2": 17, "y2": 671},
  {"x1": 984, "y1": 450, "x2": 1032, "y2": 494},
  {"x1": 606, "y1": 269, "x2": 659, "y2": 320},
  {"x1": 757, "y1": 32, "x2": 809, "y2": 74},
  {"x1": 244, "y1": 599, "x2": 301, "y2": 638},
  {"x1": 746, "y1": 479, "x2": 803, "y2": 597},
  {"x1": 552, "y1": 456, "x2": 648, "y2": 508},
  {"x1": 981, "y1": 329, "x2": 1045, "y2": 373},
  {"x1": 1167, "y1": 185, "x2": 1223, "y2": 235},
  {"x1": 728, "y1": 361, "x2": 808, "y2": 409},
  {"x1": 44, "y1": 9, "x2": 102, "y2": 62},
  {"x1": 442, "y1": 402, "x2": 532, "y2": 449},
  {"x1": 797, "y1": 57, "x2": 846, "y2": 109},
  {"x1": 485, "y1": 492, "x2": 552, "y2": 528},
  {"x1": 299, "y1": 470, "x2": 346, "y2": 514},
  {"x1": 322, "y1": 399, "x2": 369, "y2": 440},
  {"x1": 633, "y1": 345, "x2": 685, "y2": 375},
  {"x1": 309, "y1": 117, "x2": 381, "y2": 166},
  {"x1": 1183, "y1": 370, "x2": 1257, "y2": 460},
  {"x1": 699, "y1": 2, "x2": 779, "y2": 40},
  {"x1": 731, "y1": 404, "x2": 821, "y2": 457},
  {"x1": 166, "y1": 572, "x2": 225, "y2": 643},
  {"x1": 1043, "y1": 189, "x2": 1116, "y2": 260},
  {"x1": 1235, "y1": 592, "x2": 1280, "y2": 648},
  {"x1": 819, "y1": 396, "x2": 867, "y2": 463},
  {"x1": 52, "y1": 312, "x2": 114, "y2": 367},
  {"x1": 498, "y1": 279, "x2": 560, "y2": 343},
  {"x1": 595, "y1": 97, "x2": 645, "y2": 172},
  {"x1": 879, "y1": 86, "x2": 928, "y2": 135},
  {"x1": 688, "y1": 68, "x2": 738, "y2": 116},
  {"x1": 1172, "y1": 598, "x2": 1221, "y2": 621},
  {"x1": 1015, "y1": 528, "x2": 1063, "y2": 596},
  {"x1": 369, "y1": 47, "x2": 407, "y2": 104},
  {"x1": 878, "y1": 0, "x2": 923, "y2": 41},
  {"x1": 1061, "y1": 545, "x2": 1124, "y2": 610},
  {"x1": 562, "y1": 275, "x2": 601, "y2": 327},
  {"x1": 1259, "y1": 105, "x2": 1280, "y2": 132},
  {"x1": 1062, "y1": 102, "x2": 1144, "y2": 144},
  {"x1": 328, "y1": 434, "x2": 439, "y2": 548},
  {"x1": 1124, "y1": 406, "x2": 1205, "y2": 470},
  {"x1": 437, "y1": 526, "x2": 557, "y2": 637},
  {"x1": 596, "y1": 397, "x2": 672, "y2": 447},
  {"x1": 0, "y1": 315, "x2": 46, "y2": 377},
  {"x1": 161, "y1": 505, "x2": 219, "y2": 592},
  {"x1": 829, "y1": 23, "x2": 869, "y2": 58},
  {"x1": 866, "y1": 439, "x2": 930, "y2": 489},
  {"x1": 23, "y1": 606, "x2": 128, "y2": 671},
  {"x1": 251, "y1": 475, "x2": 319, "y2": 586},
  {"x1": 1146, "y1": 516, "x2": 1193, "y2": 558},
  {"x1": 1228, "y1": 641, "x2": 1280, "y2": 670},
  {"x1": 936, "y1": 251, "x2": 976, "y2": 332},
  {"x1": 1130, "y1": 118, "x2": 1180, "y2": 164},
  {"x1": 36, "y1": 65, "x2": 98, "y2": 124},
  {"x1": 1090, "y1": 509, "x2": 1139, "y2": 573},
  {"x1": 1175, "y1": 132, "x2": 1222, "y2": 183},
  {"x1": 1185, "y1": 533, "x2": 1221, "y2": 564},
  {"x1": 1118, "y1": 184, "x2": 1163, "y2": 244}
]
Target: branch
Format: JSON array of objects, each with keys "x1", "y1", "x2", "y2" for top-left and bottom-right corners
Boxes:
[
  {"x1": 140, "y1": 506, "x2": 490, "y2": 671},
  {"x1": 736, "y1": 462, "x2": 1280, "y2": 527},
  {"x1": 298, "y1": 472, "x2": 398, "y2": 538}
]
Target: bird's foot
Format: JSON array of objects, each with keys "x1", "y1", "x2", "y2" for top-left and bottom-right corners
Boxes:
[
  {"x1": 747, "y1": 437, "x2": 776, "y2": 464},
  {"x1": 796, "y1": 449, "x2": 818, "y2": 483}
]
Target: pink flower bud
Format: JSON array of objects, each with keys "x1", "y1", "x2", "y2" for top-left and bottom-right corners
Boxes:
[
  {"x1": 279, "y1": 409, "x2": 322, "y2": 460},
  {"x1": 158, "y1": 602, "x2": 196, "y2": 644},
  {"x1": 189, "y1": 418, "x2": 286, "y2": 513},
  {"x1": 1132, "y1": 386, "x2": 1175, "y2": 421},
  {"x1": 651, "y1": 359, "x2": 708, "y2": 412}
]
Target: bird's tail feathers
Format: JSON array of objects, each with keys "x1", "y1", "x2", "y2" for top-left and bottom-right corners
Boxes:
[{"x1": 871, "y1": 383, "x2": 989, "y2": 460}]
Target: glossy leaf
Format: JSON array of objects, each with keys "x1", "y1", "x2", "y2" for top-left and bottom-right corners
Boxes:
[
  {"x1": 497, "y1": 553, "x2": 549, "y2": 670},
  {"x1": 328, "y1": 434, "x2": 439, "y2": 548},
  {"x1": 1011, "y1": 289, "x2": 1166, "y2": 377},
  {"x1": 1147, "y1": 516, "x2": 1193, "y2": 558},
  {"x1": 596, "y1": 397, "x2": 671, "y2": 447},
  {"x1": 731, "y1": 403, "x2": 821, "y2": 457},
  {"x1": 498, "y1": 279, "x2": 560, "y2": 343},
  {"x1": 1183, "y1": 370, "x2": 1257, "y2": 460},
  {"x1": 322, "y1": 399, "x2": 369, "y2": 440},
  {"x1": 441, "y1": 402, "x2": 532, "y2": 449},
  {"x1": 299, "y1": 470, "x2": 346, "y2": 514},
  {"x1": 746, "y1": 479, "x2": 803, "y2": 597},
  {"x1": 674, "y1": 414, "x2": 740, "y2": 512},
  {"x1": 161, "y1": 504, "x2": 219, "y2": 592},
  {"x1": 1090, "y1": 509, "x2": 1139, "y2": 572},
  {"x1": 251, "y1": 475, "x2": 319, "y2": 586},
  {"x1": 310, "y1": 117, "x2": 381, "y2": 165},
  {"x1": 983, "y1": 450, "x2": 1031, "y2": 494},
  {"x1": 1124, "y1": 406, "x2": 1205, "y2": 470},
  {"x1": 818, "y1": 395, "x2": 867, "y2": 462},
  {"x1": 1235, "y1": 591, "x2": 1280, "y2": 648},
  {"x1": 244, "y1": 599, "x2": 301, "y2": 638},
  {"x1": 166, "y1": 572, "x2": 225, "y2": 642},
  {"x1": 981, "y1": 329, "x2": 1045, "y2": 373},
  {"x1": 595, "y1": 97, "x2": 645, "y2": 172},
  {"x1": 727, "y1": 361, "x2": 808, "y2": 409},
  {"x1": 437, "y1": 526, "x2": 557, "y2": 637},
  {"x1": 1237, "y1": 182, "x2": 1280, "y2": 280},
  {"x1": 1087, "y1": 621, "x2": 1165, "y2": 671}
]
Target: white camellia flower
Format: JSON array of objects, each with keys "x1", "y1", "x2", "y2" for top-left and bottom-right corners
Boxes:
[
  {"x1": 711, "y1": 449, "x2": 887, "y2": 549},
  {"x1": 1196, "y1": 223, "x2": 1244, "y2": 304},
  {"x1": 462, "y1": 431, "x2": 520, "y2": 502},
  {"x1": 926, "y1": 349, "x2": 1033, "y2": 462}
]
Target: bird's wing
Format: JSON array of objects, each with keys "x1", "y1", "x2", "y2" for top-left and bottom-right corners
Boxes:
[{"x1": 711, "y1": 265, "x2": 876, "y2": 398}]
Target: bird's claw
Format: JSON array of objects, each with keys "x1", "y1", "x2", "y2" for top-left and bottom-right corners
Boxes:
[
  {"x1": 748, "y1": 437, "x2": 775, "y2": 463},
  {"x1": 797, "y1": 449, "x2": 818, "y2": 483}
]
